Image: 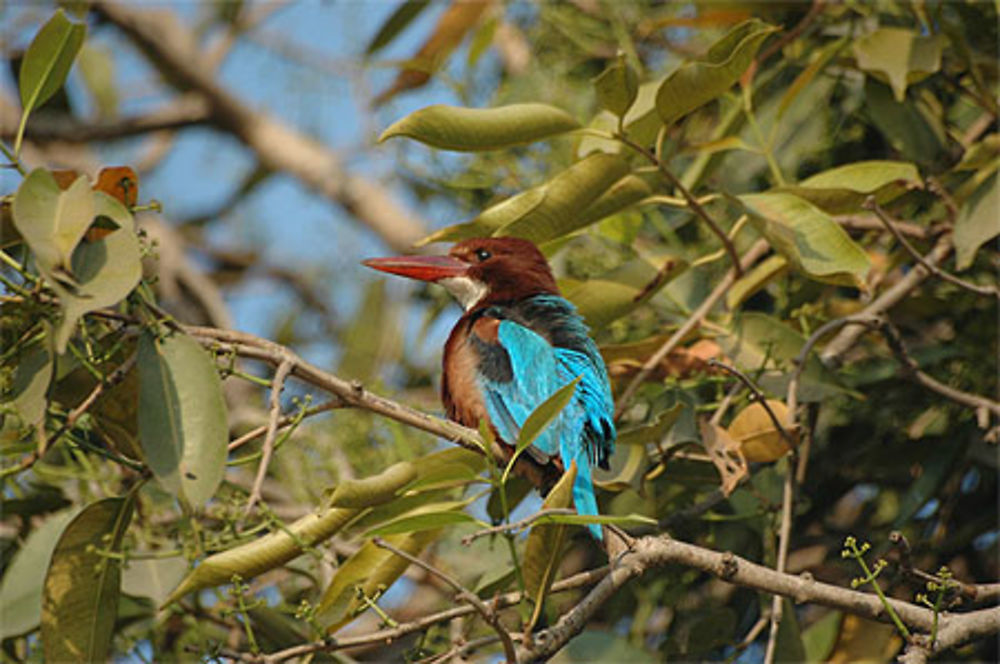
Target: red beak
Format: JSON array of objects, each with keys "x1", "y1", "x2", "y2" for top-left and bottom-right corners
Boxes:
[{"x1": 362, "y1": 255, "x2": 469, "y2": 282}]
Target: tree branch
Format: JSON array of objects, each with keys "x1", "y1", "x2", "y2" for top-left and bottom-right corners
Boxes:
[{"x1": 92, "y1": 2, "x2": 428, "y2": 252}]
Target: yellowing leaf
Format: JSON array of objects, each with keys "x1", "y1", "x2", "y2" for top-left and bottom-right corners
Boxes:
[
  {"x1": 164, "y1": 506, "x2": 360, "y2": 607},
  {"x1": 379, "y1": 103, "x2": 579, "y2": 152},
  {"x1": 739, "y1": 192, "x2": 870, "y2": 288},
  {"x1": 655, "y1": 19, "x2": 778, "y2": 126},
  {"x1": 41, "y1": 496, "x2": 134, "y2": 663},
  {"x1": 727, "y1": 400, "x2": 797, "y2": 463},
  {"x1": 327, "y1": 461, "x2": 417, "y2": 508}
]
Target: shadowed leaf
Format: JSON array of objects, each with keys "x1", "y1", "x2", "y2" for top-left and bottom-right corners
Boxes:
[
  {"x1": 0, "y1": 509, "x2": 77, "y2": 639},
  {"x1": 41, "y1": 496, "x2": 134, "y2": 663},
  {"x1": 954, "y1": 172, "x2": 998, "y2": 270},
  {"x1": 523, "y1": 460, "x2": 576, "y2": 630},
  {"x1": 365, "y1": 0, "x2": 432, "y2": 55},
  {"x1": 138, "y1": 330, "x2": 228, "y2": 508},
  {"x1": 7, "y1": 336, "x2": 53, "y2": 427}
]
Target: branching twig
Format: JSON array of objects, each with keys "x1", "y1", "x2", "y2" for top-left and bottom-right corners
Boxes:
[
  {"x1": 244, "y1": 360, "x2": 292, "y2": 516},
  {"x1": 228, "y1": 399, "x2": 342, "y2": 452},
  {"x1": 373, "y1": 537, "x2": 518, "y2": 664},
  {"x1": 864, "y1": 197, "x2": 998, "y2": 299},
  {"x1": 615, "y1": 240, "x2": 769, "y2": 418},
  {"x1": 461, "y1": 508, "x2": 577, "y2": 545},
  {"x1": 708, "y1": 358, "x2": 796, "y2": 447}
]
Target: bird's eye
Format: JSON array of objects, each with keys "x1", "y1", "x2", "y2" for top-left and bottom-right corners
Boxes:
[{"x1": 474, "y1": 248, "x2": 491, "y2": 262}]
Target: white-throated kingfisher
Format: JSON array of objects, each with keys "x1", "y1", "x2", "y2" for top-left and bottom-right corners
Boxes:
[{"x1": 363, "y1": 237, "x2": 616, "y2": 539}]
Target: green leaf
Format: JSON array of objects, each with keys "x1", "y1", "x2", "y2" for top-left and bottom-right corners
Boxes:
[
  {"x1": 404, "y1": 446, "x2": 488, "y2": 491},
  {"x1": 777, "y1": 160, "x2": 921, "y2": 214},
  {"x1": 716, "y1": 313, "x2": 857, "y2": 403},
  {"x1": 614, "y1": 404, "x2": 684, "y2": 447},
  {"x1": 593, "y1": 443, "x2": 647, "y2": 492},
  {"x1": 739, "y1": 192, "x2": 870, "y2": 287},
  {"x1": 327, "y1": 461, "x2": 417, "y2": 508},
  {"x1": 655, "y1": 19, "x2": 778, "y2": 126},
  {"x1": 504, "y1": 376, "x2": 582, "y2": 480},
  {"x1": 864, "y1": 79, "x2": 948, "y2": 168},
  {"x1": 51, "y1": 193, "x2": 142, "y2": 352},
  {"x1": 523, "y1": 461, "x2": 576, "y2": 630},
  {"x1": 802, "y1": 611, "x2": 842, "y2": 662},
  {"x1": 41, "y1": 496, "x2": 134, "y2": 664},
  {"x1": 561, "y1": 255, "x2": 687, "y2": 328},
  {"x1": 594, "y1": 53, "x2": 638, "y2": 118},
  {"x1": 164, "y1": 506, "x2": 359, "y2": 606},
  {"x1": 76, "y1": 43, "x2": 118, "y2": 119},
  {"x1": 18, "y1": 9, "x2": 86, "y2": 114},
  {"x1": 774, "y1": 598, "x2": 808, "y2": 663},
  {"x1": 487, "y1": 475, "x2": 532, "y2": 524},
  {"x1": 364, "y1": 503, "x2": 484, "y2": 537},
  {"x1": 557, "y1": 630, "x2": 657, "y2": 663},
  {"x1": 954, "y1": 172, "x2": 998, "y2": 270},
  {"x1": 726, "y1": 254, "x2": 788, "y2": 310},
  {"x1": 379, "y1": 103, "x2": 580, "y2": 151},
  {"x1": 12, "y1": 169, "x2": 94, "y2": 276},
  {"x1": 122, "y1": 557, "x2": 189, "y2": 608},
  {"x1": 853, "y1": 28, "x2": 943, "y2": 101},
  {"x1": 7, "y1": 336, "x2": 54, "y2": 426},
  {"x1": 418, "y1": 153, "x2": 633, "y2": 246},
  {"x1": 365, "y1": 0, "x2": 431, "y2": 55},
  {"x1": 0, "y1": 509, "x2": 77, "y2": 639},
  {"x1": 777, "y1": 37, "x2": 847, "y2": 120},
  {"x1": 138, "y1": 330, "x2": 228, "y2": 508},
  {"x1": 317, "y1": 530, "x2": 439, "y2": 630}
]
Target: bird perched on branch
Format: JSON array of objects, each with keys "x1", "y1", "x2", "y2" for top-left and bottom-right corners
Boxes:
[{"x1": 363, "y1": 237, "x2": 615, "y2": 539}]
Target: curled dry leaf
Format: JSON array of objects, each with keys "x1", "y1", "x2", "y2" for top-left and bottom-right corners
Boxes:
[
  {"x1": 698, "y1": 419, "x2": 747, "y2": 496},
  {"x1": 727, "y1": 399, "x2": 798, "y2": 463}
]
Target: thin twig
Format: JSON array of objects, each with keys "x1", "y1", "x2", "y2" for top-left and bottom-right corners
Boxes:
[
  {"x1": 864, "y1": 197, "x2": 998, "y2": 299},
  {"x1": 616, "y1": 132, "x2": 743, "y2": 277},
  {"x1": 708, "y1": 358, "x2": 796, "y2": 446},
  {"x1": 228, "y1": 399, "x2": 342, "y2": 451},
  {"x1": 763, "y1": 459, "x2": 796, "y2": 664},
  {"x1": 615, "y1": 240, "x2": 769, "y2": 418},
  {"x1": 372, "y1": 537, "x2": 518, "y2": 664},
  {"x1": 1, "y1": 353, "x2": 138, "y2": 479},
  {"x1": 461, "y1": 508, "x2": 577, "y2": 545},
  {"x1": 244, "y1": 360, "x2": 293, "y2": 516}
]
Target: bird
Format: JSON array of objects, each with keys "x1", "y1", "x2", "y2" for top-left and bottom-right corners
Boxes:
[{"x1": 363, "y1": 237, "x2": 616, "y2": 539}]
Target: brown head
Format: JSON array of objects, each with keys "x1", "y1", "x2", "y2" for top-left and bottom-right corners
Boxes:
[{"x1": 362, "y1": 237, "x2": 559, "y2": 310}]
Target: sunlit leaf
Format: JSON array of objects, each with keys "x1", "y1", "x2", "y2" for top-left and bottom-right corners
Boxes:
[
  {"x1": 739, "y1": 192, "x2": 870, "y2": 287},
  {"x1": 12, "y1": 169, "x2": 94, "y2": 277},
  {"x1": 379, "y1": 103, "x2": 580, "y2": 151},
  {"x1": 138, "y1": 330, "x2": 228, "y2": 508},
  {"x1": 777, "y1": 160, "x2": 921, "y2": 214},
  {"x1": 122, "y1": 557, "x2": 188, "y2": 608},
  {"x1": 18, "y1": 9, "x2": 86, "y2": 116},
  {"x1": 523, "y1": 461, "x2": 576, "y2": 630},
  {"x1": 327, "y1": 461, "x2": 417, "y2": 508},
  {"x1": 0, "y1": 509, "x2": 77, "y2": 639},
  {"x1": 561, "y1": 255, "x2": 687, "y2": 328},
  {"x1": 594, "y1": 53, "x2": 638, "y2": 118},
  {"x1": 317, "y1": 530, "x2": 439, "y2": 630},
  {"x1": 530, "y1": 512, "x2": 657, "y2": 528},
  {"x1": 51, "y1": 192, "x2": 142, "y2": 352},
  {"x1": 726, "y1": 254, "x2": 788, "y2": 310},
  {"x1": 655, "y1": 19, "x2": 778, "y2": 126},
  {"x1": 954, "y1": 172, "x2": 998, "y2": 270},
  {"x1": 505, "y1": 376, "x2": 582, "y2": 477},
  {"x1": 164, "y1": 506, "x2": 360, "y2": 606},
  {"x1": 364, "y1": 502, "x2": 484, "y2": 536},
  {"x1": 41, "y1": 496, "x2": 134, "y2": 663},
  {"x1": 853, "y1": 28, "x2": 943, "y2": 101}
]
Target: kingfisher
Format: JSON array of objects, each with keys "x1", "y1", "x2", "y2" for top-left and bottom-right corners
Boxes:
[{"x1": 363, "y1": 237, "x2": 616, "y2": 539}]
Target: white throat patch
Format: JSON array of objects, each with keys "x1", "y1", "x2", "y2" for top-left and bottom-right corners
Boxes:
[{"x1": 439, "y1": 276, "x2": 488, "y2": 311}]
